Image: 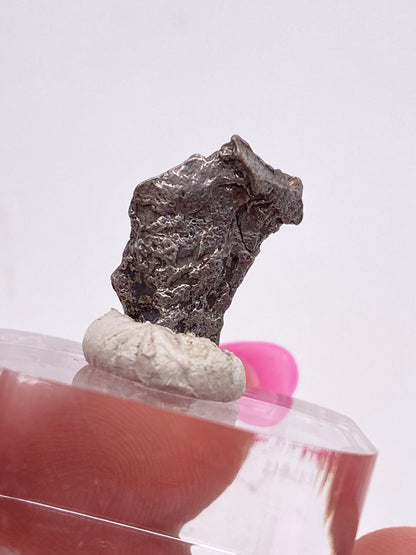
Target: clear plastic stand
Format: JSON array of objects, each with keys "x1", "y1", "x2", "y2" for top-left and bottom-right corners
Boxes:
[{"x1": 0, "y1": 329, "x2": 376, "y2": 554}]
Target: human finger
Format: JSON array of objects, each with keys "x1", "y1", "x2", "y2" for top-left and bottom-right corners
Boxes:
[
  {"x1": 353, "y1": 527, "x2": 416, "y2": 555},
  {"x1": 0, "y1": 368, "x2": 252, "y2": 554}
]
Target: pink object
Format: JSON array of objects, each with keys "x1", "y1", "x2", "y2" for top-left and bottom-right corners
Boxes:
[{"x1": 220, "y1": 341, "x2": 298, "y2": 397}]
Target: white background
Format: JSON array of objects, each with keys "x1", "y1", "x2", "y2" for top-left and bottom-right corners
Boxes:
[{"x1": 1, "y1": 0, "x2": 415, "y2": 538}]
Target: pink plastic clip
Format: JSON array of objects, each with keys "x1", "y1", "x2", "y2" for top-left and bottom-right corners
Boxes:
[
  {"x1": 220, "y1": 341, "x2": 299, "y2": 426},
  {"x1": 220, "y1": 341, "x2": 298, "y2": 397}
]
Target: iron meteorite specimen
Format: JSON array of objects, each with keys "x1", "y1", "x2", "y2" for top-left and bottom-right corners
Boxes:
[{"x1": 112, "y1": 135, "x2": 303, "y2": 344}]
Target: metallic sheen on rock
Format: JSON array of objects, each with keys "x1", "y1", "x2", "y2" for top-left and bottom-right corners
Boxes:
[{"x1": 112, "y1": 135, "x2": 303, "y2": 344}]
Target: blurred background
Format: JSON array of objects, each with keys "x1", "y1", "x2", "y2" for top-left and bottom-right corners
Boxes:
[{"x1": 1, "y1": 0, "x2": 415, "y2": 537}]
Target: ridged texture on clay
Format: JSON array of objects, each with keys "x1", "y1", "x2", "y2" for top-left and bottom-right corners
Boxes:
[{"x1": 82, "y1": 309, "x2": 246, "y2": 402}]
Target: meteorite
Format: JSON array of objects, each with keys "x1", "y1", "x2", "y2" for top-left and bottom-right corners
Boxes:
[{"x1": 111, "y1": 135, "x2": 303, "y2": 345}]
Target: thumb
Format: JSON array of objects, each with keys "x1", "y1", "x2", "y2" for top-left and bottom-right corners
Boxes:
[{"x1": 353, "y1": 527, "x2": 416, "y2": 555}]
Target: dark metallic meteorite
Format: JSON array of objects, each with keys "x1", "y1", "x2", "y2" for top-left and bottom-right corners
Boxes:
[{"x1": 111, "y1": 135, "x2": 303, "y2": 344}]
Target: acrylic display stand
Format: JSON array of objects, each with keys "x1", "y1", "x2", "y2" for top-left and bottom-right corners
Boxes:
[{"x1": 0, "y1": 329, "x2": 376, "y2": 554}]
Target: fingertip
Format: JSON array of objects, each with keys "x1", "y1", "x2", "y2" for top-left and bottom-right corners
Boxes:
[{"x1": 353, "y1": 527, "x2": 416, "y2": 555}]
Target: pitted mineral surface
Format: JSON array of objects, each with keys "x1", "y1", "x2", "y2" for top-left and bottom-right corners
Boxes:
[
  {"x1": 82, "y1": 309, "x2": 246, "y2": 402},
  {"x1": 112, "y1": 135, "x2": 303, "y2": 344}
]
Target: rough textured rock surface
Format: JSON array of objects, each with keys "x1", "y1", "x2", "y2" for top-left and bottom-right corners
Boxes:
[{"x1": 112, "y1": 135, "x2": 303, "y2": 344}]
